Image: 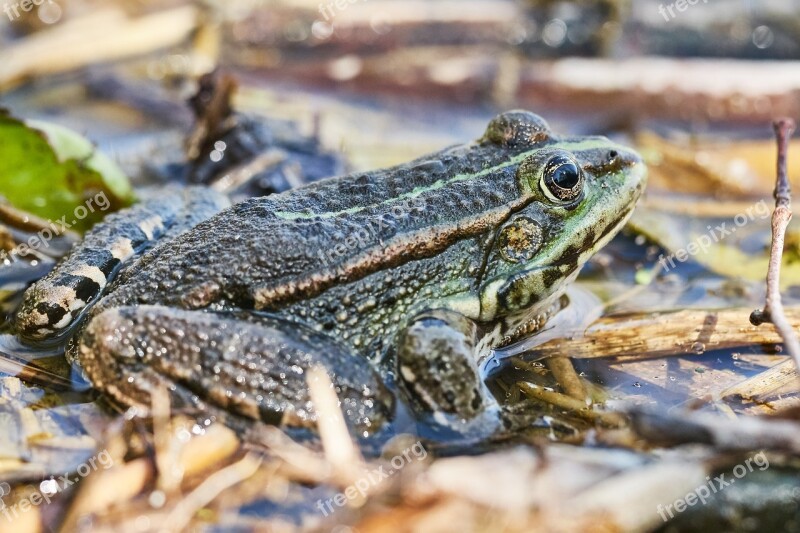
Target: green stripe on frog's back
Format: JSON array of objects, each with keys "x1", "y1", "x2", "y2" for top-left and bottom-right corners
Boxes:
[
  {"x1": 266, "y1": 105, "x2": 567, "y2": 223},
  {"x1": 253, "y1": 129, "x2": 623, "y2": 309},
  {"x1": 271, "y1": 138, "x2": 617, "y2": 222}
]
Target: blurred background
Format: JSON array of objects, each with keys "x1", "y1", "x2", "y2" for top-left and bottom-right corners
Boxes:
[
  {"x1": 3, "y1": 1, "x2": 800, "y2": 531},
  {"x1": 2, "y1": 0, "x2": 800, "y2": 172}
]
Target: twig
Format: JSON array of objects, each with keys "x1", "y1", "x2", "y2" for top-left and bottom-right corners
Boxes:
[
  {"x1": 630, "y1": 407, "x2": 800, "y2": 453},
  {"x1": 517, "y1": 381, "x2": 625, "y2": 427},
  {"x1": 750, "y1": 118, "x2": 800, "y2": 383},
  {"x1": 544, "y1": 356, "x2": 588, "y2": 401},
  {"x1": 306, "y1": 365, "x2": 364, "y2": 484},
  {"x1": 719, "y1": 358, "x2": 797, "y2": 400},
  {"x1": 161, "y1": 453, "x2": 262, "y2": 531},
  {"x1": 529, "y1": 308, "x2": 800, "y2": 361}
]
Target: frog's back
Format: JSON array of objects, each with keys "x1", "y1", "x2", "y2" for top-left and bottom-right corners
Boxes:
[
  {"x1": 103, "y1": 138, "x2": 539, "y2": 313},
  {"x1": 98, "y1": 111, "x2": 562, "y2": 313}
]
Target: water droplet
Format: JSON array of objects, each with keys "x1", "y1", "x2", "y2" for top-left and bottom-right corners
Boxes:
[
  {"x1": 40, "y1": 479, "x2": 58, "y2": 495},
  {"x1": 38, "y1": 1, "x2": 62, "y2": 24},
  {"x1": 149, "y1": 490, "x2": 166, "y2": 508},
  {"x1": 633, "y1": 382, "x2": 642, "y2": 388},
  {"x1": 542, "y1": 19, "x2": 567, "y2": 47},
  {"x1": 312, "y1": 21, "x2": 334, "y2": 40},
  {"x1": 752, "y1": 25, "x2": 774, "y2": 49}
]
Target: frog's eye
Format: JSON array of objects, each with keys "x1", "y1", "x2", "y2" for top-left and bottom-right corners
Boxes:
[{"x1": 541, "y1": 155, "x2": 583, "y2": 203}]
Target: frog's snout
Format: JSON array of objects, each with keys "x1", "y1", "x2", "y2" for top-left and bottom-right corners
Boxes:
[
  {"x1": 611, "y1": 145, "x2": 644, "y2": 169},
  {"x1": 14, "y1": 286, "x2": 72, "y2": 342},
  {"x1": 580, "y1": 142, "x2": 643, "y2": 177}
]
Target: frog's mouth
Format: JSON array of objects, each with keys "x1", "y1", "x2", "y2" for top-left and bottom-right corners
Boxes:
[{"x1": 496, "y1": 291, "x2": 571, "y2": 348}]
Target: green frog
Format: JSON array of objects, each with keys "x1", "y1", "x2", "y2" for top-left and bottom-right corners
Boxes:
[{"x1": 14, "y1": 111, "x2": 646, "y2": 439}]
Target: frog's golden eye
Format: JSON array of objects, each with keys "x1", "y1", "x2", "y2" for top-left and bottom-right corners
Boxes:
[
  {"x1": 541, "y1": 155, "x2": 583, "y2": 203},
  {"x1": 498, "y1": 217, "x2": 543, "y2": 263}
]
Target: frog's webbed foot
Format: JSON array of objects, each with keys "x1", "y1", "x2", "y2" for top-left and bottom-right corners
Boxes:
[
  {"x1": 397, "y1": 310, "x2": 499, "y2": 432},
  {"x1": 74, "y1": 306, "x2": 394, "y2": 434},
  {"x1": 15, "y1": 188, "x2": 228, "y2": 342}
]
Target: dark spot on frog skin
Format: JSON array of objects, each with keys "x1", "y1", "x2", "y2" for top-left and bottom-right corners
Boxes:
[
  {"x1": 482, "y1": 110, "x2": 551, "y2": 148},
  {"x1": 35, "y1": 301, "x2": 67, "y2": 327},
  {"x1": 497, "y1": 274, "x2": 533, "y2": 310},
  {"x1": 497, "y1": 265, "x2": 565, "y2": 311},
  {"x1": 542, "y1": 268, "x2": 564, "y2": 289},
  {"x1": 80, "y1": 249, "x2": 122, "y2": 277},
  {"x1": 58, "y1": 274, "x2": 101, "y2": 303}
]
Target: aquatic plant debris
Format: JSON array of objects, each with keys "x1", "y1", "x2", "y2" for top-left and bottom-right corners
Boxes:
[
  {"x1": 750, "y1": 118, "x2": 800, "y2": 385},
  {"x1": 0, "y1": 110, "x2": 134, "y2": 232}
]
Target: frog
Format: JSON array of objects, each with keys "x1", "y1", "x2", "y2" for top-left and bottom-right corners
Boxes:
[{"x1": 13, "y1": 110, "x2": 646, "y2": 440}]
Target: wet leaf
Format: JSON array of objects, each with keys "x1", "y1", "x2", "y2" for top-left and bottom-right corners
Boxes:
[
  {"x1": 0, "y1": 110, "x2": 134, "y2": 232},
  {"x1": 636, "y1": 131, "x2": 800, "y2": 198}
]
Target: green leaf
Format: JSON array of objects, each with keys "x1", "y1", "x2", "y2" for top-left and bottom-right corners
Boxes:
[{"x1": 0, "y1": 110, "x2": 135, "y2": 232}]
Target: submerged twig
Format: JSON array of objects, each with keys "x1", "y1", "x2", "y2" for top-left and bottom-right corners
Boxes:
[
  {"x1": 750, "y1": 118, "x2": 800, "y2": 383},
  {"x1": 544, "y1": 356, "x2": 588, "y2": 401},
  {"x1": 0, "y1": 352, "x2": 75, "y2": 391},
  {"x1": 517, "y1": 381, "x2": 624, "y2": 427},
  {"x1": 720, "y1": 358, "x2": 798, "y2": 400}
]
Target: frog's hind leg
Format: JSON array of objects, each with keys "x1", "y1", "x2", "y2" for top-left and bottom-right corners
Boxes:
[
  {"x1": 15, "y1": 188, "x2": 229, "y2": 342},
  {"x1": 73, "y1": 305, "x2": 394, "y2": 434}
]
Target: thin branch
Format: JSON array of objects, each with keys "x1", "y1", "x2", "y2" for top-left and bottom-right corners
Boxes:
[{"x1": 750, "y1": 118, "x2": 800, "y2": 381}]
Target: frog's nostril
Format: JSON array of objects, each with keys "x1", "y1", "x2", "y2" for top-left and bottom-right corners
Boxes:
[{"x1": 609, "y1": 150, "x2": 618, "y2": 159}]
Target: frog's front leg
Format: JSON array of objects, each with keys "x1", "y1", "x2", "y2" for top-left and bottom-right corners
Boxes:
[
  {"x1": 15, "y1": 188, "x2": 228, "y2": 341},
  {"x1": 74, "y1": 306, "x2": 394, "y2": 434},
  {"x1": 397, "y1": 309, "x2": 498, "y2": 428}
]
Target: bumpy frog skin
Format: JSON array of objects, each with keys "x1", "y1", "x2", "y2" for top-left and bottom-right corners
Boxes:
[{"x1": 15, "y1": 111, "x2": 646, "y2": 438}]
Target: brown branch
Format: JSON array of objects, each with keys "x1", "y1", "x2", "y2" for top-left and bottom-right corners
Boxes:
[{"x1": 750, "y1": 118, "x2": 800, "y2": 380}]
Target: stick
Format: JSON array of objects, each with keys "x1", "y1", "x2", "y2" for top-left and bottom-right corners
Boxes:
[
  {"x1": 750, "y1": 118, "x2": 800, "y2": 383},
  {"x1": 544, "y1": 357, "x2": 588, "y2": 401}
]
